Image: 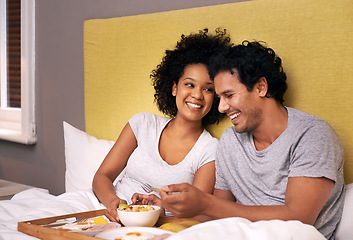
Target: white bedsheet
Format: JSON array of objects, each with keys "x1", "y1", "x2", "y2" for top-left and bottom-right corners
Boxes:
[
  {"x1": 0, "y1": 188, "x2": 104, "y2": 240},
  {"x1": 0, "y1": 188, "x2": 326, "y2": 240},
  {"x1": 167, "y1": 217, "x2": 325, "y2": 240}
]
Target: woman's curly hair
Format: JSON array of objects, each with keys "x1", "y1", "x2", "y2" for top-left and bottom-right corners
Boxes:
[
  {"x1": 151, "y1": 28, "x2": 232, "y2": 126},
  {"x1": 209, "y1": 40, "x2": 288, "y2": 105}
]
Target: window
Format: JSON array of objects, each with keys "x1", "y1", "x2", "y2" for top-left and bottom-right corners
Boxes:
[{"x1": 0, "y1": 0, "x2": 36, "y2": 144}]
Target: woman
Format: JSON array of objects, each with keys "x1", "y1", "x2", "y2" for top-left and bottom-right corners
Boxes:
[{"x1": 92, "y1": 28, "x2": 231, "y2": 222}]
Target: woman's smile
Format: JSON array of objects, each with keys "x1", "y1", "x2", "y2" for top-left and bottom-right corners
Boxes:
[{"x1": 186, "y1": 102, "x2": 203, "y2": 110}]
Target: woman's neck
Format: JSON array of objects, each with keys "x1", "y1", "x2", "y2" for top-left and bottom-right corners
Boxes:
[{"x1": 167, "y1": 116, "x2": 204, "y2": 139}]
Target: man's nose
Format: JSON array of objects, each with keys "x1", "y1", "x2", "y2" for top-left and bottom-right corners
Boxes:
[{"x1": 218, "y1": 98, "x2": 229, "y2": 113}]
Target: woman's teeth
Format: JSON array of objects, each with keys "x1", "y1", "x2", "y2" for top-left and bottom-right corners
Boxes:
[{"x1": 187, "y1": 102, "x2": 202, "y2": 109}]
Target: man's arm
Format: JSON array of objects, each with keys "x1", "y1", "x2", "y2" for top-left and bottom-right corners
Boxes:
[
  {"x1": 161, "y1": 176, "x2": 333, "y2": 225},
  {"x1": 213, "y1": 188, "x2": 236, "y2": 202}
]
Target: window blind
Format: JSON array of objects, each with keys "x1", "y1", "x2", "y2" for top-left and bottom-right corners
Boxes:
[
  {"x1": 7, "y1": 0, "x2": 21, "y2": 108},
  {"x1": 0, "y1": 0, "x2": 36, "y2": 144}
]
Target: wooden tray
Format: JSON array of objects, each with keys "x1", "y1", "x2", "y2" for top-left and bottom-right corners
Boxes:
[
  {"x1": 18, "y1": 209, "x2": 107, "y2": 240},
  {"x1": 18, "y1": 209, "x2": 190, "y2": 239}
]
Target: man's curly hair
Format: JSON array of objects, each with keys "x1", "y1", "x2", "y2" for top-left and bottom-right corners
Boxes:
[
  {"x1": 151, "y1": 28, "x2": 232, "y2": 126},
  {"x1": 209, "y1": 40, "x2": 288, "y2": 105}
]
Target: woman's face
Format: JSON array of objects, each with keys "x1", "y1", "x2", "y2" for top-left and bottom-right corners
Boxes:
[{"x1": 172, "y1": 63, "x2": 215, "y2": 123}]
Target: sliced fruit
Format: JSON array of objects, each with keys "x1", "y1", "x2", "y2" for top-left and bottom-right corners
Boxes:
[
  {"x1": 179, "y1": 220, "x2": 200, "y2": 227},
  {"x1": 159, "y1": 222, "x2": 188, "y2": 232},
  {"x1": 118, "y1": 204, "x2": 130, "y2": 211}
]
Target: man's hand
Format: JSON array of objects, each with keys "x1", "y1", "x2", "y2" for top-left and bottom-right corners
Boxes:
[{"x1": 160, "y1": 183, "x2": 209, "y2": 218}]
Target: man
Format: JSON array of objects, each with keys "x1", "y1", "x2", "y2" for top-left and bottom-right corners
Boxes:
[{"x1": 160, "y1": 41, "x2": 345, "y2": 239}]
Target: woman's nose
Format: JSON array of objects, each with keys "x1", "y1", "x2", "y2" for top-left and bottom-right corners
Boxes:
[{"x1": 191, "y1": 88, "x2": 203, "y2": 100}]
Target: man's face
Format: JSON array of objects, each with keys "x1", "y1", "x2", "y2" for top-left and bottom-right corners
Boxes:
[{"x1": 214, "y1": 70, "x2": 263, "y2": 133}]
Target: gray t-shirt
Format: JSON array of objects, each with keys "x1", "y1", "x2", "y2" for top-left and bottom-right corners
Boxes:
[
  {"x1": 215, "y1": 107, "x2": 345, "y2": 240},
  {"x1": 116, "y1": 112, "x2": 218, "y2": 204}
]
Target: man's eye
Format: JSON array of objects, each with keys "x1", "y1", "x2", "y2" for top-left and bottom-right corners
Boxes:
[{"x1": 226, "y1": 94, "x2": 233, "y2": 99}]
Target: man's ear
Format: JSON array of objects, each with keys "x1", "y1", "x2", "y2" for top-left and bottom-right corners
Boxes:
[{"x1": 256, "y1": 77, "x2": 268, "y2": 97}]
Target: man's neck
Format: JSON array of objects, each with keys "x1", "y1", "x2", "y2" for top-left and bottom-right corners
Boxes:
[{"x1": 252, "y1": 102, "x2": 288, "y2": 151}]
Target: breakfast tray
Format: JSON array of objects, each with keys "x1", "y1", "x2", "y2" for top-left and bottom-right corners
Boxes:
[
  {"x1": 18, "y1": 209, "x2": 187, "y2": 239},
  {"x1": 18, "y1": 209, "x2": 107, "y2": 239}
]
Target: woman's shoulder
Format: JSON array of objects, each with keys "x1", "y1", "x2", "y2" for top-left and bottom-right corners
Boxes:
[
  {"x1": 130, "y1": 112, "x2": 169, "y2": 122},
  {"x1": 189, "y1": 130, "x2": 219, "y2": 161},
  {"x1": 199, "y1": 129, "x2": 219, "y2": 147},
  {"x1": 129, "y1": 112, "x2": 171, "y2": 129}
]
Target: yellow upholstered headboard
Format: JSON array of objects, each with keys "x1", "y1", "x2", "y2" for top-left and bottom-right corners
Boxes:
[{"x1": 84, "y1": 0, "x2": 353, "y2": 183}]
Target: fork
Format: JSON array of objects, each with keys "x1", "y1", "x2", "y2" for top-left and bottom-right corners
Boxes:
[
  {"x1": 141, "y1": 183, "x2": 160, "y2": 193},
  {"x1": 42, "y1": 217, "x2": 86, "y2": 228},
  {"x1": 74, "y1": 218, "x2": 87, "y2": 223}
]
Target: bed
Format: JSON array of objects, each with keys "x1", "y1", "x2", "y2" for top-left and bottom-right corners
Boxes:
[{"x1": 1, "y1": 0, "x2": 353, "y2": 239}]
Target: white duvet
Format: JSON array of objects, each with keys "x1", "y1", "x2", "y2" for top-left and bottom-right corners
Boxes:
[
  {"x1": 0, "y1": 188, "x2": 104, "y2": 240},
  {"x1": 0, "y1": 188, "x2": 326, "y2": 240}
]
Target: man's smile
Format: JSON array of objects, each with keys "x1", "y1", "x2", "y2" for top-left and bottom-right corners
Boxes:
[{"x1": 229, "y1": 111, "x2": 241, "y2": 120}]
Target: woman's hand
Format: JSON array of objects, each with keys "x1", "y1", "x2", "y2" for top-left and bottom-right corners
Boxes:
[
  {"x1": 105, "y1": 197, "x2": 127, "y2": 222},
  {"x1": 131, "y1": 193, "x2": 162, "y2": 206},
  {"x1": 131, "y1": 193, "x2": 166, "y2": 216}
]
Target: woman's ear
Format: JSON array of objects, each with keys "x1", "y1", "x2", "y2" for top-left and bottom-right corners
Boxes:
[
  {"x1": 256, "y1": 77, "x2": 268, "y2": 97},
  {"x1": 172, "y1": 82, "x2": 177, "y2": 96}
]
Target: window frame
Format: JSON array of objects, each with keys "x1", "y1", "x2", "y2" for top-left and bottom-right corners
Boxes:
[{"x1": 0, "y1": 0, "x2": 36, "y2": 144}]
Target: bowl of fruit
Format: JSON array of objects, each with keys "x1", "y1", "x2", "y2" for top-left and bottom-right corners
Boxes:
[{"x1": 117, "y1": 204, "x2": 161, "y2": 227}]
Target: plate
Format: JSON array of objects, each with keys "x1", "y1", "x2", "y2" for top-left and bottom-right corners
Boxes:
[
  {"x1": 71, "y1": 230, "x2": 102, "y2": 236},
  {"x1": 63, "y1": 222, "x2": 121, "y2": 237},
  {"x1": 96, "y1": 226, "x2": 174, "y2": 239}
]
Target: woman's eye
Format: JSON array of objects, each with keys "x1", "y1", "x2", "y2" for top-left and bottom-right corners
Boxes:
[
  {"x1": 204, "y1": 88, "x2": 214, "y2": 93},
  {"x1": 185, "y1": 83, "x2": 194, "y2": 87}
]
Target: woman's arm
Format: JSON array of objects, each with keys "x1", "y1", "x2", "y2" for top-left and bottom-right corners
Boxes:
[
  {"x1": 192, "y1": 161, "x2": 215, "y2": 194},
  {"x1": 186, "y1": 161, "x2": 216, "y2": 222},
  {"x1": 92, "y1": 123, "x2": 137, "y2": 221}
]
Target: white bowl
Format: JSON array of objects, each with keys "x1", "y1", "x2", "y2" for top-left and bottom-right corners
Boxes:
[{"x1": 117, "y1": 205, "x2": 161, "y2": 227}]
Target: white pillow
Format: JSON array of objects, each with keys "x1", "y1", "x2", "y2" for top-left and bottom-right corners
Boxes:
[
  {"x1": 63, "y1": 121, "x2": 115, "y2": 192},
  {"x1": 335, "y1": 183, "x2": 353, "y2": 240}
]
